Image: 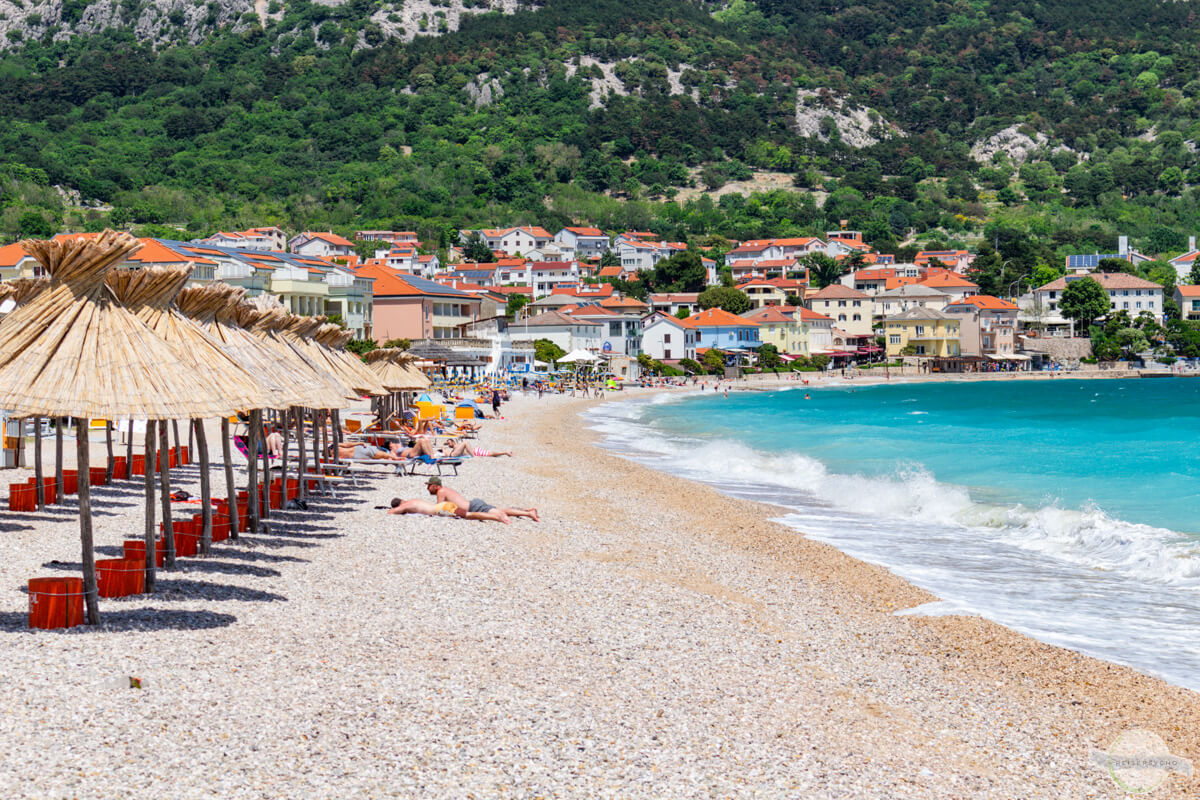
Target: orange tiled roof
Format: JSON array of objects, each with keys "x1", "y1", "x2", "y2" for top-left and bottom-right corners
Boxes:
[
  {"x1": 686, "y1": 307, "x2": 757, "y2": 327},
  {"x1": 919, "y1": 272, "x2": 979, "y2": 289},
  {"x1": 949, "y1": 294, "x2": 1018, "y2": 311},
  {"x1": 0, "y1": 242, "x2": 34, "y2": 268}
]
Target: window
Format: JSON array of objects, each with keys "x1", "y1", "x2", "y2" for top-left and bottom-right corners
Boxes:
[
  {"x1": 1123, "y1": 302, "x2": 1129, "y2": 309},
  {"x1": 853, "y1": 300, "x2": 861, "y2": 307},
  {"x1": 664, "y1": 333, "x2": 671, "y2": 343},
  {"x1": 1136, "y1": 301, "x2": 1142, "y2": 309},
  {"x1": 838, "y1": 300, "x2": 847, "y2": 307},
  {"x1": 853, "y1": 314, "x2": 861, "y2": 321},
  {"x1": 889, "y1": 334, "x2": 901, "y2": 344},
  {"x1": 664, "y1": 349, "x2": 671, "y2": 359},
  {"x1": 915, "y1": 325, "x2": 925, "y2": 336},
  {"x1": 838, "y1": 314, "x2": 846, "y2": 321},
  {"x1": 915, "y1": 345, "x2": 927, "y2": 355},
  {"x1": 1123, "y1": 290, "x2": 1130, "y2": 297}
]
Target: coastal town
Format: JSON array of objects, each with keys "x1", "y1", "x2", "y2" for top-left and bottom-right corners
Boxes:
[{"x1": 3, "y1": 225, "x2": 1192, "y2": 378}]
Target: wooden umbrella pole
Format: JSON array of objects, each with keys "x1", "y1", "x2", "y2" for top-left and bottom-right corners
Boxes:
[
  {"x1": 220, "y1": 417, "x2": 240, "y2": 541},
  {"x1": 125, "y1": 419, "x2": 134, "y2": 482},
  {"x1": 187, "y1": 419, "x2": 195, "y2": 463},
  {"x1": 54, "y1": 421, "x2": 63, "y2": 503},
  {"x1": 281, "y1": 408, "x2": 290, "y2": 509},
  {"x1": 75, "y1": 417, "x2": 100, "y2": 625},
  {"x1": 171, "y1": 419, "x2": 181, "y2": 462},
  {"x1": 310, "y1": 408, "x2": 321, "y2": 495},
  {"x1": 332, "y1": 409, "x2": 342, "y2": 454},
  {"x1": 246, "y1": 410, "x2": 261, "y2": 534},
  {"x1": 33, "y1": 417, "x2": 44, "y2": 510},
  {"x1": 104, "y1": 421, "x2": 114, "y2": 483},
  {"x1": 295, "y1": 408, "x2": 307, "y2": 501},
  {"x1": 317, "y1": 410, "x2": 328, "y2": 495},
  {"x1": 144, "y1": 420, "x2": 157, "y2": 593},
  {"x1": 258, "y1": 410, "x2": 270, "y2": 522},
  {"x1": 195, "y1": 419, "x2": 212, "y2": 555},
  {"x1": 159, "y1": 421, "x2": 176, "y2": 568}
]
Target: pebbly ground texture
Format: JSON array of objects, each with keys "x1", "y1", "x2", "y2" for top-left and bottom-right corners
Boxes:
[{"x1": 0, "y1": 391, "x2": 1195, "y2": 798}]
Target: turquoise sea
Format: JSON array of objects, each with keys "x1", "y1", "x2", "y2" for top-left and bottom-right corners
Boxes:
[{"x1": 587, "y1": 378, "x2": 1200, "y2": 689}]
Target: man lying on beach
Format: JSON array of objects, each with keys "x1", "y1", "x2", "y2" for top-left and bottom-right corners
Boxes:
[
  {"x1": 387, "y1": 498, "x2": 460, "y2": 516},
  {"x1": 440, "y1": 438, "x2": 512, "y2": 458},
  {"x1": 424, "y1": 477, "x2": 538, "y2": 524}
]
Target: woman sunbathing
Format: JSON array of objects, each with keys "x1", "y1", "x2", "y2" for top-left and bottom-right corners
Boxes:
[{"x1": 440, "y1": 438, "x2": 511, "y2": 458}]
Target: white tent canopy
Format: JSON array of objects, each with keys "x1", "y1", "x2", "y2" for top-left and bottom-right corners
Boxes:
[{"x1": 558, "y1": 349, "x2": 598, "y2": 363}]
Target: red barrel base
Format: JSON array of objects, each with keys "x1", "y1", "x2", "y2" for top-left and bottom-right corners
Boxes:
[{"x1": 28, "y1": 577, "x2": 84, "y2": 629}]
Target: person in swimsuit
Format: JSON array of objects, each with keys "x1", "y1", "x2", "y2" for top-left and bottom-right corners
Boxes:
[{"x1": 423, "y1": 477, "x2": 538, "y2": 523}]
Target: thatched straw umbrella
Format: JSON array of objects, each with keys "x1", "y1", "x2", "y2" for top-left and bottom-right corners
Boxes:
[
  {"x1": 106, "y1": 266, "x2": 273, "y2": 562},
  {"x1": 235, "y1": 303, "x2": 350, "y2": 502},
  {"x1": 364, "y1": 348, "x2": 431, "y2": 428},
  {"x1": 0, "y1": 277, "x2": 54, "y2": 507},
  {"x1": 0, "y1": 231, "x2": 247, "y2": 624},
  {"x1": 176, "y1": 284, "x2": 319, "y2": 531}
]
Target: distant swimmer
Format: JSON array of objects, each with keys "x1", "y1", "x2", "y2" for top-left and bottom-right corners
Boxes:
[{"x1": 804, "y1": 393, "x2": 811, "y2": 400}]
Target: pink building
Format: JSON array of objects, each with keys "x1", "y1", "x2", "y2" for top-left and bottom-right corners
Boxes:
[{"x1": 357, "y1": 264, "x2": 482, "y2": 340}]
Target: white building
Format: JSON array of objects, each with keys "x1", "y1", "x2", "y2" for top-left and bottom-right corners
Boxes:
[
  {"x1": 641, "y1": 313, "x2": 698, "y2": 362},
  {"x1": 1031, "y1": 273, "x2": 1164, "y2": 331},
  {"x1": 555, "y1": 226, "x2": 610, "y2": 259},
  {"x1": 808, "y1": 284, "x2": 874, "y2": 337},
  {"x1": 470, "y1": 226, "x2": 553, "y2": 257},
  {"x1": 288, "y1": 232, "x2": 356, "y2": 258},
  {"x1": 508, "y1": 310, "x2": 603, "y2": 353},
  {"x1": 875, "y1": 284, "x2": 952, "y2": 316},
  {"x1": 529, "y1": 261, "x2": 582, "y2": 298}
]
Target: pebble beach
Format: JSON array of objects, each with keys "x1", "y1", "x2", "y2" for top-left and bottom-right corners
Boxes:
[{"x1": 0, "y1": 389, "x2": 1197, "y2": 798}]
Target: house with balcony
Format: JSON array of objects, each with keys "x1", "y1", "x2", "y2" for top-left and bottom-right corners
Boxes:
[
  {"x1": 1032, "y1": 273, "x2": 1164, "y2": 332},
  {"x1": 201, "y1": 227, "x2": 288, "y2": 252},
  {"x1": 741, "y1": 306, "x2": 804, "y2": 355},
  {"x1": 555, "y1": 227, "x2": 610, "y2": 259},
  {"x1": 356, "y1": 264, "x2": 481, "y2": 340},
  {"x1": 884, "y1": 307, "x2": 961, "y2": 358},
  {"x1": 530, "y1": 261, "x2": 582, "y2": 298},
  {"x1": 289, "y1": 232, "x2": 356, "y2": 258},
  {"x1": 466, "y1": 226, "x2": 553, "y2": 257},
  {"x1": 355, "y1": 230, "x2": 418, "y2": 245},
  {"x1": 915, "y1": 249, "x2": 973, "y2": 271},
  {"x1": 917, "y1": 270, "x2": 979, "y2": 301},
  {"x1": 0, "y1": 242, "x2": 41, "y2": 280},
  {"x1": 942, "y1": 295, "x2": 1019, "y2": 359},
  {"x1": 685, "y1": 307, "x2": 761, "y2": 352},
  {"x1": 808, "y1": 284, "x2": 874, "y2": 338},
  {"x1": 737, "y1": 276, "x2": 807, "y2": 308},
  {"x1": 876, "y1": 283, "x2": 952, "y2": 316},
  {"x1": 641, "y1": 313, "x2": 698, "y2": 362},
  {"x1": 323, "y1": 267, "x2": 374, "y2": 338},
  {"x1": 566, "y1": 305, "x2": 643, "y2": 356},
  {"x1": 508, "y1": 311, "x2": 604, "y2": 354}
]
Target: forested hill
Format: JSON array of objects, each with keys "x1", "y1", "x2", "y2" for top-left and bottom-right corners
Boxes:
[{"x1": 4, "y1": 0, "x2": 1200, "y2": 267}]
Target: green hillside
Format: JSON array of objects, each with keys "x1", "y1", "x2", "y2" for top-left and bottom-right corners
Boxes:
[{"x1": 3, "y1": 0, "x2": 1200, "y2": 276}]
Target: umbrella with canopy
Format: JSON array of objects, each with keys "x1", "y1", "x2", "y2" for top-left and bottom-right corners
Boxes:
[
  {"x1": 557, "y1": 349, "x2": 598, "y2": 363},
  {"x1": 0, "y1": 230, "x2": 253, "y2": 624},
  {"x1": 106, "y1": 266, "x2": 273, "y2": 563}
]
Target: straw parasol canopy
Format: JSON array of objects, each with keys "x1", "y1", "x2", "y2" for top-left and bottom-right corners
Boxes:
[
  {"x1": 233, "y1": 303, "x2": 350, "y2": 409},
  {"x1": 288, "y1": 319, "x2": 387, "y2": 397},
  {"x1": 365, "y1": 348, "x2": 431, "y2": 391},
  {"x1": 105, "y1": 266, "x2": 272, "y2": 412},
  {"x1": 176, "y1": 284, "x2": 323, "y2": 410},
  {"x1": 0, "y1": 231, "x2": 251, "y2": 419},
  {"x1": 274, "y1": 313, "x2": 384, "y2": 397}
]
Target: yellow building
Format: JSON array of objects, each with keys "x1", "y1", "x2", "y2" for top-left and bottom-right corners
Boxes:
[
  {"x1": 884, "y1": 307, "x2": 960, "y2": 358},
  {"x1": 740, "y1": 306, "x2": 805, "y2": 354}
]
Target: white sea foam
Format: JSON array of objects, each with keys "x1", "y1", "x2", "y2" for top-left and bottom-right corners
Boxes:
[{"x1": 586, "y1": 394, "x2": 1200, "y2": 689}]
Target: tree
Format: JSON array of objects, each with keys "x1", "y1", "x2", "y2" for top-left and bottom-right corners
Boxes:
[
  {"x1": 803, "y1": 253, "x2": 844, "y2": 289},
  {"x1": 345, "y1": 338, "x2": 377, "y2": 357},
  {"x1": 462, "y1": 232, "x2": 493, "y2": 263},
  {"x1": 1060, "y1": 277, "x2": 1111, "y2": 332},
  {"x1": 506, "y1": 293, "x2": 530, "y2": 318},
  {"x1": 675, "y1": 307, "x2": 691, "y2": 320},
  {"x1": 701, "y1": 348, "x2": 726, "y2": 374},
  {"x1": 17, "y1": 211, "x2": 55, "y2": 238},
  {"x1": 650, "y1": 250, "x2": 707, "y2": 293},
  {"x1": 756, "y1": 343, "x2": 782, "y2": 369},
  {"x1": 698, "y1": 287, "x2": 751, "y2": 314},
  {"x1": 534, "y1": 338, "x2": 565, "y2": 364},
  {"x1": 382, "y1": 338, "x2": 411, "y2": 350},
  {"x1": 599, "y1": 250, "x2": 620, "y2": 267}
]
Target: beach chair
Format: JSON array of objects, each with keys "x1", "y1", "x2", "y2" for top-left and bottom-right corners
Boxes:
[{"x1": 400, "y1": 456, "x2": 463, "y2": 477}]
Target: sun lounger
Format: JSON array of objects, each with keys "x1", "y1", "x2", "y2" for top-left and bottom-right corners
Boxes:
[{"x1": 399, "y1": 456, "x2": 463, "y2": 477}]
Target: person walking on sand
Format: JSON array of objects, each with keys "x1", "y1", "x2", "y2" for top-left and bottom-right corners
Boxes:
[
  {"x1": 424, "y1": 477, "x2": 538, "y2": 523},
  {"x1": 491, "y1": 388, "x2": 502, "y2": 417}
]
